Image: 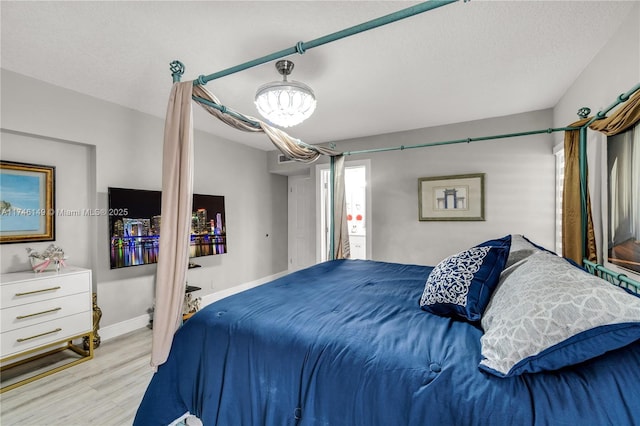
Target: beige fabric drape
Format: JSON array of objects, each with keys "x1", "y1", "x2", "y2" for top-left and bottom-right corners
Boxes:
[
  {"x1": 193, "y1": 84, "x2": 349, "y2": 258},
  {"x1": 332, "y1": 155, "x2": 350, "y2": 259},
  {"x1": 193, "y1": 85, "x2": 339, "y2": 163},
  {"x1": 562, "y1": 118, "x2": 597, "y2": 265},
  {"x1": 589, "y1": 91, "x2": 640, "y2": 136},
  {"x1": 151, "y1": 81, "x2": 194, "y2": 368},
  {"x1": 562, "y1": 90, "x2": 640, "y2": 265}
]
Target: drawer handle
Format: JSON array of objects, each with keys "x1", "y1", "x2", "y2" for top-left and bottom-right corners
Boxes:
[
  {"x1": 17, "y1": 328, "x2": 62, "y2": 342},
  {"x1": 16, "y1": 307, "x2": 62, "y2": 319},
  {"x1": 15, "y1": 286, "x2": 61, "y2": 296}
]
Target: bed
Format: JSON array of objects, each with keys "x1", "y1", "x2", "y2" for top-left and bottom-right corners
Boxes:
[{"x1": 135, "y1": 235, "x2": 640, "y2": 425}]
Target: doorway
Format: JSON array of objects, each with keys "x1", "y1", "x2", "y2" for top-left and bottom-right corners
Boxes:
[{"x1": 317, "y1": 160, "x2": 371, "y2": 262}]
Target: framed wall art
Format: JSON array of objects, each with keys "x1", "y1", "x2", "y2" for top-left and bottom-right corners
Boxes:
[
  {"x1": 418, "y1": 173, "x2": 485, "y2": 221},
  {"x1": 0, "y1": 161, "x2": 56, "y2": 243}
]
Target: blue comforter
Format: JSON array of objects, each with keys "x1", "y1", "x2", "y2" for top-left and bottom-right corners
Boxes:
[{"x1": 135, "y1": 259, "x2": 640, "y2": 425}]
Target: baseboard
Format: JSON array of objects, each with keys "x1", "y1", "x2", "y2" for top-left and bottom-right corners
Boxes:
[
  {"x1": 100, "y1": 270, "x2": 289, "y2": 342},
  {"x1": 199, "y1": 270, "x2": 288, "y2": 307},
  {"x1": 100, "y1": 314, "x2": 151, "y2": 342}
]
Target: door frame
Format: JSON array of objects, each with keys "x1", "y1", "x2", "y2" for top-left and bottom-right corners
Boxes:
[{"x1": 315, "y1": 159, "x2": 371, "y2": 262}]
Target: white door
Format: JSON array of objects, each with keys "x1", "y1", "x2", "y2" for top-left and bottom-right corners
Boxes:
[{"x1": 288, "y1": 175, "x2": 315, "y2": 271}]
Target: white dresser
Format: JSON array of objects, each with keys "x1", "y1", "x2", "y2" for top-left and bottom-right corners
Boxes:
[{"x1": 0, "y1": 266, "x2": 93, "y2": 392}]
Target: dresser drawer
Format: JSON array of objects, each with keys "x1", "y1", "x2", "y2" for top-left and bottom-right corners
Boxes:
[
  {"x1": 1, "y1": 271, "x2": 90, "y2": 309},
  {"x1": 1, "y1": 311, "x2": 91, "y2": 358},
  {"x1": 1, "y1": 292, "x2": 91, "y2": 333}
]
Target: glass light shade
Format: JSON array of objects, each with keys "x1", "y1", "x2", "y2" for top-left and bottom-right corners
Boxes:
[{"x1": 254, "y1": 80, "x2": 317, "y2": 128}]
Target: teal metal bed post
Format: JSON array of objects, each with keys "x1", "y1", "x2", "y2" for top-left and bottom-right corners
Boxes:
[
  {"x1": 582, "y1": 82, "x2": 640, "y2": 128},
  {"x1": 171, "y1": 61, "x2": 184, "y2": 83},
  {"x1": 343, "y1": 127, "x2": 579, "y2": 156},
  {"x1": 329, "y1": 156, "x2": 336, "y2": 260},
  {"x1": 583, "y1": 259, "x2": 640, "y2": 293},
  {"x1": 190, "y1": 0, "x2": 458, "y2": 87},
  {"x1": 579, "y1": 125, "x2": 588, "y2": 261}
]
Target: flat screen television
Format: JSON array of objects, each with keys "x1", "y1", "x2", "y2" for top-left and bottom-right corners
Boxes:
[{"x1": 108, "y1": 187, "x2": 227, "y2": 269}]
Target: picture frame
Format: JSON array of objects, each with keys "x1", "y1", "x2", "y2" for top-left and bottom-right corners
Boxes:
[
  {"x1": 418, "y1": 173, "x2": 485, "y2": 221},
  {"x1": 0, "y1": 161, "x2": 56, "y2": 243}
]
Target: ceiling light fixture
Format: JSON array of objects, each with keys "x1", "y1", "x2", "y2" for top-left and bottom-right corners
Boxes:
[{"x1": 254, "y1": 60, "x2": 316, "y2": 128}]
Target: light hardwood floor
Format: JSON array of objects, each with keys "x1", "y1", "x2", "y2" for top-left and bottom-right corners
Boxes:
[{"x1": 1, "y1": 327, "x2": 154, "y2": 426}]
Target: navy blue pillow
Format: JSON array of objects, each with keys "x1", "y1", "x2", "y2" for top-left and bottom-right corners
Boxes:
[
  {"x1": 420, "y1": 236, "x2": 511, "y2": 321},
  {"x1": 477, "y1": 235, "x2": 512, "y2": 250}
]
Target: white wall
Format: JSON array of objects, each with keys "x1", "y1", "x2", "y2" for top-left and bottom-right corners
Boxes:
[
  {"x1": 350, "y1": 109, "x2": 557, "y2": 265},
  {"x1": 553, "y1": 4, "x2": 640, "y2": 134},
  {"x1": 1, "y1": 131, "x2": 95, "y2": 272},
  {"x1": 0, "y1": 69, "x2": 288, "y2": 328},
  {"x1": 271, "y1": 109, "x2": 556, "y2": 267}
]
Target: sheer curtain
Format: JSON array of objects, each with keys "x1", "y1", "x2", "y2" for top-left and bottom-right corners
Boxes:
[
  {"x1": 562, "y1": 90, "x2": 640, "y2": 265},
  {"x1": 151, "y1": 81, "x2": 194, "y2": 368},
  {"x1": 332, "y1": 155, "x2": 350, "y2": 260},
  {"x1": 632, "y1": 125, "x2": 640, "y2": 241},
  {"x1": 192, "y1": 85, "x2": 339, "y2": 162},
  {"x1": 616, "y1": 124, "x2": 640, "y2": 243},
  {"x1": 588, "y1": 131, "x2": 607, "y2": 265}
]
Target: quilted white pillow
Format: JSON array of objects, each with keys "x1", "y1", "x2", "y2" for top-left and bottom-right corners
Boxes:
[
  {"x1": 480, "y1": 251, "x2": 640, "y2": 377},
  {"x1": 503, "y1": 234, "x2": 540, "y2": 269}
]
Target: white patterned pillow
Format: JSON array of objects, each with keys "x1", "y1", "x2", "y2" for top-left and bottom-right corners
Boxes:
[
  {"x1": 480, "y1": 251, "x2": 640, "y2": 377},
  {"x1": 504, "y1": 234, "x2": 540, "y2": 268},
  {"x1": 420, "y1": 236, "x2": 511, "y2": 321}
]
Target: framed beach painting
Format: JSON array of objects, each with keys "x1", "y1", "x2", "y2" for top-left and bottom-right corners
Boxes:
[
  {"x1": 418, "y1": 173, "x2": 485, "y2": 221},
  {"x1": 0, "y1": 161, "x2": 55, "y2": 243}
]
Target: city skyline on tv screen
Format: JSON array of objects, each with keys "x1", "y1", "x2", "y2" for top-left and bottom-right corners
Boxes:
[{"x1": 108, "y1": 187, "x2": 226, "y2": 269}]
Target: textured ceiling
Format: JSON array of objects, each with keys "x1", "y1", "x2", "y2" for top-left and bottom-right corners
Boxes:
[{"x1": 1, "y1": 1, "x2": 636, "y2": 150}]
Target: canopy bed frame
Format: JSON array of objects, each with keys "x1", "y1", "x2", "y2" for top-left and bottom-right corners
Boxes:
[
  {"x1": 139, "y1": 1, "x2": 640, "y2": 424},
  {"x1": 169, "y1": 0, "x2": 639, "y2": 277}
]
